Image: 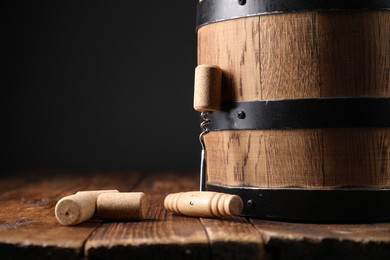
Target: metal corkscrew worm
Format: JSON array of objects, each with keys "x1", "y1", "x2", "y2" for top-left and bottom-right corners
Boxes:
[{"x1": 199, "y1": 112, "x2": 211, "y2": 191}]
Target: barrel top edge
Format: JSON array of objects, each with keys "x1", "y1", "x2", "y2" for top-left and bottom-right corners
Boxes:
[{"x1": 196, "y1": 0, "x2": 390, "y2": 30}]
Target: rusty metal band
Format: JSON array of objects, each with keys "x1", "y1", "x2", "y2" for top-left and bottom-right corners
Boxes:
[
  {"x1": 197, "y1": 0, "x2": 390, "y2": 29},
  {"x1": 207, "y1": 98, "x2": 390, "y2": 130},
  {"x1": 207, "y1": 184, "x2": 390, "y2": 221}
]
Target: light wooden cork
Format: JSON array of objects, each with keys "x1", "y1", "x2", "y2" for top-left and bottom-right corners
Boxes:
[
  {"x1": 55, "y1": 190, "x2": 119, "y2": 226},
  {"x1": 193, "y1": 64, "x2": 222, "y2": 112},
  {"x1": 96, "y1": 192, "x2": 149, "y2": 221},
  {"x1": 164, "y1": 191, "x2": 243, "y2": 218}
]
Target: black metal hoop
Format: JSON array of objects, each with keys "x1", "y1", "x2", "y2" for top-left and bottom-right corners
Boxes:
[
  {"x1": 207, "y1": 184, "x2": 390, "y2": 222},
  {"x1": 197, "y1": 0, "x2": 390, "y2": 29},
  {"x1": 207, "y1": 98, "x2": 390, "y2": 130}
]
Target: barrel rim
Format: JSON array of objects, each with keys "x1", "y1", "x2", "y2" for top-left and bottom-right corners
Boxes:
[
  {"x1": 196, "y1": 0, "x2": 390, "y2": 29},
  {"x1": 207, "y1": 183, "x2": 390, "y2": 222}
]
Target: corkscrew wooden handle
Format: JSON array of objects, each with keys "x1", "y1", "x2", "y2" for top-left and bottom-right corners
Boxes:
[{"x1": 164, "y1": 191, "x2": 243, "y2": 218}]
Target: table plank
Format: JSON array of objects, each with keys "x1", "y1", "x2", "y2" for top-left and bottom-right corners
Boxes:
[
  {"x1": 200, "y1": 217, "x2": 264, "y2": 260},
  {"x1": 1, "y1": 170, "x2": 389, "y2": 260},
  {"x1": 85, "y1": 171, "x2": 210, "y2": 260},
  {"x1": 251, "y1": 219, "x2": 390, "y2": 260},
  {"x1": 0, "y1": 171, "x2": 143, "y2": 260},
  {"x1": 0, "y1": 169, "x2": 53, "y2": 194}
]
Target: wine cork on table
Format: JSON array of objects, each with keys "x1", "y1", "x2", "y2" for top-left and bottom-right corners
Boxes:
[
  {"x1": 55, "y1": 190, "x2": 119, "y2": 226},
  {"x1": 96, "y1": 192, "x2": 149, "y2": 221},
  {"x1": 193, "y1": 64, "x2": 222, "y2": 112},
  {"x1": 164, "y1": 191, "x2": 243, "y2": 218}
]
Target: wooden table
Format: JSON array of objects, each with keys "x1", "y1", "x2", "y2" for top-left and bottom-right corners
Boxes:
[{"x1": 0, "y1": 170, "x2": 389, "y2": 260}]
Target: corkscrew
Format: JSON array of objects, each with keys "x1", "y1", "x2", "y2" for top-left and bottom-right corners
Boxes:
[
  {"x1": 199, "y1": 112, "x2": 211, "y2": 191},
  {"x1": 193, "y1": 65, "x2": 222, "y2": 191}
]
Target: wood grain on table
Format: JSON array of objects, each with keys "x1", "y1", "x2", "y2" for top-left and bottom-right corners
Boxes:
[{"x1": 0, "y1": 170, "x2": 389, "y2": 260}]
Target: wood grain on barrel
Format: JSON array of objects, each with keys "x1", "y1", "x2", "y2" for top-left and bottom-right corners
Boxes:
[
  {"x1": 198, "y1": 11, "x2": 390, "y2": 188},
  {"x1": 198, "y1": 17, "x2": 261, "y2": 102},
  {"x1": 259, "y1": 13, "x2": 324, "y2": 188},
  {"x1": 318, "y1": 11, "x2": 390, "y2": 187},
  {"x1": 264, "y1": 129, "x2": 324, "y2": 188},
  {"x1": 323, "y1": 128, "x2": 390, "y2": 187},
  {"x1": 204, "y1": 131, "x2": 268, "y2": 186},
  {"x1": 260, "y1": 12, "x2": 321, "y2": 99},
  {"x1": 318, "y1": 11, "x2": 390, "y2": 97}
]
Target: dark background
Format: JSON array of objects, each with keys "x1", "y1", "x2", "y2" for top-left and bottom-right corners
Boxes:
[{"x1": 1, "y1": 1, "x2": 200, "y2": 175}]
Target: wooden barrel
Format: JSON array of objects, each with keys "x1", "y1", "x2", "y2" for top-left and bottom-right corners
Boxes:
[{"x1": 196, "y1": 0, "x2": 390, "y2": 221}]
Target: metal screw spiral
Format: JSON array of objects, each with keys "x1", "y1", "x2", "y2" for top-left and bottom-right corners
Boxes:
[
  {"x1": 199, "y1": 111, "x2": 211, "y2": 191},
  {"x1": 199, "y1": 112, "x2": 211, "y2": 150}
]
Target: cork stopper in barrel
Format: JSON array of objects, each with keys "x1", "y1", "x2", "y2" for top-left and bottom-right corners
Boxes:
[
  {"x1": 193, "y1": 64, "x2": 222, "y2": 112},
  {"x1": 96, "y1": 192, "x2": 149, "y2": 221},
  {"x1": 164, "y1": 191, "x2": 243, "y2": 218}
]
